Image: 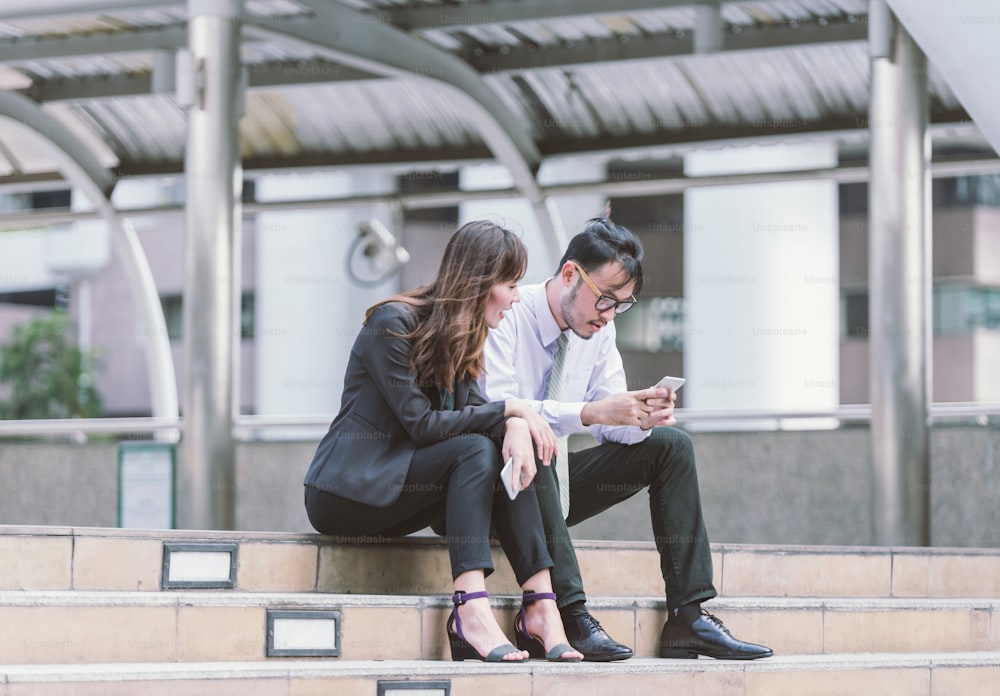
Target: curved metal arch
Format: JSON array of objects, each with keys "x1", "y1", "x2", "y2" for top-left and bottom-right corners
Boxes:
[
  {"x1": 253, "y1": 0, "x2": 568, "y2": 264},
  {"x1": 0, "y1": 90, "x2": 179, "y2": 422}
]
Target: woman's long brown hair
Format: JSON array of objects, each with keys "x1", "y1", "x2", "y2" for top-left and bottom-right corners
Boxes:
[{"x1": 364, "y1": 220, "x2": 527, "y2": 392}]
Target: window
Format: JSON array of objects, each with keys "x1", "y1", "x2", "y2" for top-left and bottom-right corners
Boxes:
[
  {"x1": 30, "y1": 189, "x2": 72, "y2": 209},
  {"x1": 0, "y1": 289, "x2": 58, "y2": 308},
  {"x1": 843, "y1": 293, "x2": 869, "y2": 339},
  {"x1": 614, "y1": 296, "x2": 686, "y2": 352},
  {"x1": 843, "y1": 285, "x2": 1000, "y2": 339},
  {"x1": 159, "y1": 292, "x2": 255, "y2": 341},
  {"x1": 840, "y1": 174, "x2": 1000, "y2": 216}
]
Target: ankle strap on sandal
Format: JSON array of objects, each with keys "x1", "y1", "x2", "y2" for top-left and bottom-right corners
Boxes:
[
  {"x1": 452, "y1": 590, "x2": 489, "y2": 605},
  {"x1": 521, "y1": 591, "x2": 557, "y2": 603}
]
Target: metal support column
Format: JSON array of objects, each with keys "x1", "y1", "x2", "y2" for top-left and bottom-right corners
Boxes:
[
  {"x1": 180, "y1": 0, "x2": 243, "y2": 529},
  {"x1": 868, "y1": 0, "x2": 931, "y2": 546}
]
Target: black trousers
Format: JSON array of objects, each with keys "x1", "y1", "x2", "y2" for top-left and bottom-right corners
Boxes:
[
  {"x1": 533, "y1": 427, "x2": 718, "y2": 612},
  {"x1": 305, "y1": 434, "x2": 553, "y2": 586}
]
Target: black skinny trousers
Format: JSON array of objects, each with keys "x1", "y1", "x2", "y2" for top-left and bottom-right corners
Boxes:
[
  {"x1": 534, "y1": 426, "x2": 718, "y2": 612},
  {"x1": 304, "y1": 434, "x2": 553, "y2": 586}
]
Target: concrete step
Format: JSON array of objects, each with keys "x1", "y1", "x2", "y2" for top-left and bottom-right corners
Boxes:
[
  {"x1": 1, "y1": 654, "x2": 999, "y2": 695},
  {"x1": 3, "y1": 524, "x2": 1000, "y2": 599},
  {"x1": 1, "y1": 590, "x2": 997, "y2": 664}
]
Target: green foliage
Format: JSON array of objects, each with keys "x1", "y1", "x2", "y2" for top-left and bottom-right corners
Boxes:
[{"x1": 0, "y1": 312, "x2": 103, "y2": 419}]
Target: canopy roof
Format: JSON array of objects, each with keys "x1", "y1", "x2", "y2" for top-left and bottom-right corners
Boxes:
[{"x1": 0, "y1": 0, "x2": 993, "y2": 189}]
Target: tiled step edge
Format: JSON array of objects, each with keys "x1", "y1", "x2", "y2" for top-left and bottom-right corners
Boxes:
[
  {"x1": 3, "y1": 589, "x2": 1000, "y2": 612},
  {"x1": 2, "y1": 653, "x2": 999, "y2": 681},
  {"x1": 4, "y1": 524, "x2": 1000, "y2": 598},
  {"x1": 1, "y1": 591, "x2": 997, "y2": 662}
]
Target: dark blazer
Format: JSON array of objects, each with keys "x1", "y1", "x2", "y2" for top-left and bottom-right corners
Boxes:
[{"x1": 304, "y1": 302, "x2": 508, "y2": 507}]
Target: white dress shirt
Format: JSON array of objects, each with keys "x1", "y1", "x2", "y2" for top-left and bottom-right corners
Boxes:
[{"x1": 480, "y1": 281, "x2": 651, "y2": 445}]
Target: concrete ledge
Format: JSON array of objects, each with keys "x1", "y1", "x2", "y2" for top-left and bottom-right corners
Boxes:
[
  {"x1": 0, "y1": 590, "x2": 996, "y2": 663},
  {"x1": 4, "y1": 525, "x2": 1000, "y2": 598},
  {"x1": 1, "y1": 654, "x2": 998, "y2": 691}
]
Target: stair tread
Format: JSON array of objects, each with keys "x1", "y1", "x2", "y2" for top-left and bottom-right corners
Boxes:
[
  {"x1": 2, "y1": 589, "x2": 998, "y2": 610},
  {"x1": 3, "y1": 653, "x2": 1000, "y2": 682},
  {"x1": 4, "y1": 524, "x2": 1000, "y2": 556}
]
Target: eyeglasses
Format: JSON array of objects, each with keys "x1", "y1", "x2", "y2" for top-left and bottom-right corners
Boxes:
[{"x1": 570, "y1": 262, "x2": 637, "y2": 314}]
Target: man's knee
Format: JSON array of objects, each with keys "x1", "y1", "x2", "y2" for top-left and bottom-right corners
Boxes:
[{"x1": 647, "y1": 426, "x2": 697, "y2": 471}]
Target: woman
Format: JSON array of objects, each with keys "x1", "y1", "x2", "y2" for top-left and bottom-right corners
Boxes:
[{"x1": 304, "y1": 221, "x2": 581, "y2": 663}]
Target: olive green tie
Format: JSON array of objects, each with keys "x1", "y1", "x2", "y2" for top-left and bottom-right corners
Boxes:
[{"x1": 547, "y1": 333, "x2": 570, "y2": 518}]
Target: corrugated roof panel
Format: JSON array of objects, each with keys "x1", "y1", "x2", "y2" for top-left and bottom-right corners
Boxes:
[
  {"x1": 14, "y1": 52, "x2": 151, "y2": 81},
  {"x1": 647, "y1": 63, "x2": 716, "y2": 129},
  {"x1": 520, "y1": 70, "x2": 600, "y2": 140},
  {"x1": 416, "y1": 27, "x2": 465, "y2": 52},
  {"x1": 0, "y1": 9, "x2": 185, "y2": 39},
  {"x1": 458, "y1": 24, "x2": 523, "y2": 50},
  {"x1": 544, "y1": 16, "x2": 624, "y2": 43},
  {"x1": 796, "y1": 43, "x2": 869, "y2": 114},
  {"x1": 625, "y1": 8, "x2": 698, "y2": 34},
  {"x1": 242, "y1": 41, "x2": 324, "y2": 64},
  {"x1": 254, "y1": 79, "x2": 483, "y2": 159},
  {"x1": 67, "y1": 95, "x2": 185, "y2": 164},
  {"x1": 0, "y1": 0, "x2": 982, "y2": 184},
  {"x1": 380, "y1": 80, "x2": 482, "y2": 150},
  {"x1": 241, "y1": 92, "x2": 301, "y2": 158},
  {"x1": 585, "y1": 66, "x2": 660, "y2": 135},
  {"x1": 44, "y1": 101, "x2": 120, "y2": 169},
  {"x1": 0, "y1": 1, "x2": 305, "y2": 40},
  {"x1": 726, "y1": 0, "x2": 867, "y2": 25},
  {"x1": 763, "y1": 51, "x2": 828, "y2": 120},
  {"x1": 569, "y1": 68, "x2": 641, "y2": 138},
  {"x1": 630, "y1": 63, "x2": 711, "y2": 131},
  {"x1": 244, "y1": 0, "x2": 310, "y2": 17},
  {"x1": 481, "y1": 73, "x2": 543, "y2": 139}
]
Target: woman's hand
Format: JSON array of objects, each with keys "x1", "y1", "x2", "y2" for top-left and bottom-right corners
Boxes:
[
  {"x1": 505, "y1": 399, "x2": 557, "y2": 466},
  {"x1": 502, "y1": 417, "x2": 538, "y2": 492}
]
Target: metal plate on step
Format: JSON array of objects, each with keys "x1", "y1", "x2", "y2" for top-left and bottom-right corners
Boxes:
[
  {"x1": 377, "y1": 682, "x2": 450, "y2": 696},
  {"x1": 266, "y1": 609, "x2": 341, "y2": 657},
  {"x1": 161, "y1": 542, "x2": 238, "y2": 589}
]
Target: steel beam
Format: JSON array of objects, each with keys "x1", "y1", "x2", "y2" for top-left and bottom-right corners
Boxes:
[
  {"x1": 0, "y1": 26, "x2": 186, "y2": 63},
  {"x1": 263, "y1": 0, "x2": 566, "y2": 264},
  {"x1": 19, "y1": 59, "x2": 379, "y2": 102},
  {"x1": 178, "y1": 0, "x2": 243, "y2": 530},
  {"x1": 867, "y1": 0, "x2": 931, "y2": 546},
  {"x1": 385, "y1": 0, "x2": 740, "y2": 30},
  {"x1": 468, "y1": 19, "x2": 868, "y2": 73},
  {"x1": 0, "y1": 0, "x2": 181, "y2": 21},
  {"x1": 7, "y1": 154, "x2": 1000, "y2": 232},
  {"x1": 6, "y1": 19, "x2": 869, "y2": 96}
]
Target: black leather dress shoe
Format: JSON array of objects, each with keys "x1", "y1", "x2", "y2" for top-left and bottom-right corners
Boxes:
[
  {"x1": 658, "y1": 610, "x2": 773, "y2": 660},
  {"x1": 562, "y1": 608, "x2": 634, "y2": 662}
]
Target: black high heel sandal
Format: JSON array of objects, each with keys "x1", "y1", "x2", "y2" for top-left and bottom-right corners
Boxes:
[
  {"x1": 514, "y1": 590, "x2": 583, "y2": 662},
  {"x1": 447, "y1": 590, "x2": 526, "y2": 662}
]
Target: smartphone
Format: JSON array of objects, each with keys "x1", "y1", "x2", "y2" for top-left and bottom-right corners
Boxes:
[
  {"x1": 499, "y1": 457, "x2": 519, "y2": 500},
  {"x1": 655, "y1": 375, "x2": 686, "y2": 393}
]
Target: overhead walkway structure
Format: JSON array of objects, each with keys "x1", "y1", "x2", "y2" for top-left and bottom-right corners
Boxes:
[
  {"x1": 2, "y1": 2, "x2": 1000, "y2": 693},
  {"x1": 0, "y1": 0, "x2": 997, "y2": 540}
]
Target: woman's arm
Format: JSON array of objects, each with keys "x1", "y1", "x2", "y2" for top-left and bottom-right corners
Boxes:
[{"x1": 358, "y1": 304, "x2": 507, "y2": 446}]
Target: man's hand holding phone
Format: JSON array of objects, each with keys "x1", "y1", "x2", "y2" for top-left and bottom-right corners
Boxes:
[
  {"x1": 640, "y1": 375, "x2": 685, "y2": 429},
  {"x1": 654, "y1": 375, "x2": 686, "y2": 394}
]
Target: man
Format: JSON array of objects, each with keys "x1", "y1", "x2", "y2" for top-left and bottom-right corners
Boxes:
[{"x1": 479, "y1": 216, "x2": 772, "y2": 662}]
